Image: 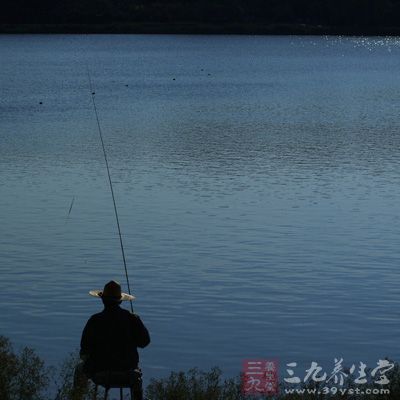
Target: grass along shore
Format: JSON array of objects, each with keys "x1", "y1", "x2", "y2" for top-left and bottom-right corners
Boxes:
[{"x1": 1, "y1": 335, "x2": 399, "y2": 399}]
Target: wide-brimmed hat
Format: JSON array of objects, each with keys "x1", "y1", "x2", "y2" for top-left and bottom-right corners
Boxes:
[{"x1": 89, "y1": 280, "x2": 135, "y2": 301}]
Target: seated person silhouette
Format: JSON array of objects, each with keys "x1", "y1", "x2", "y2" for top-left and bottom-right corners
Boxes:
[{"x1": 73, "y1": 280, "x2": 150, "y2": 399}]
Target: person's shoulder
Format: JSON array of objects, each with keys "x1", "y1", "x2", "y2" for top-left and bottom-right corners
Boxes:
[
  {"x1": 130, "y1": 312, "x2": 142, "y2": 320},
  {"x1": 87, "y1": 311, "x2": 105, "y2": 322},
  {"x1": 119, "y1": 308, "x2": 137, "y2": 318},
  {"x1": 120, "y1": 308, "x2": 142, "y2": 321}
]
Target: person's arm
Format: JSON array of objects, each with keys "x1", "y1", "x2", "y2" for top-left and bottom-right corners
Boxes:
[
  {"x1": 131, "y1": 313, "x2": 151, "y2": 348},
  {"x1": 80, "y1": 317, "x2": 94, "y2": 360}
]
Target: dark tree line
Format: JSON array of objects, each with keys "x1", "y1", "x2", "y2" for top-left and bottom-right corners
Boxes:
[{"x1": 2, "y1": 0, "x2": 400, "y2": 29}]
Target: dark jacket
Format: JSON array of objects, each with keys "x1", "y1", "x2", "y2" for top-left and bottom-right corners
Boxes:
[{"x1": 80, "y1": 304, "x2": 150, "y2": 373}]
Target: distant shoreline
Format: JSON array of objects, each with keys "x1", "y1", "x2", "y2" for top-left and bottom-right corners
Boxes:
[{"x1": 1, "y1": 22, "x2": 400, "y2": 35}]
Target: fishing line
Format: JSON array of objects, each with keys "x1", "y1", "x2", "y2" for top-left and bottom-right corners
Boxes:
[{"x1": 86, "y1": 67, "x2": 134, "y2": 313}]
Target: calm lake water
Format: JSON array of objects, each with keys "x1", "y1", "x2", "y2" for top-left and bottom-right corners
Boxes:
[{"x1": 1, "y1": 35, "x2": 400, "y2": 381}]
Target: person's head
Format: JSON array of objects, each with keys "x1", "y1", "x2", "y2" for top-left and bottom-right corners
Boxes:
[
  {"x1": 89, "y1": 280, "x2": 135, "y2": 305},
  {"x1": 102, "y1": 297, "x2": 122, "y2": 306},
  {"x1": 100, "y1": 280, "x2": 123, "y2": 306}
]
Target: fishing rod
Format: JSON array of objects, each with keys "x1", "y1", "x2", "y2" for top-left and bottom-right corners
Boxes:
[{"x1": 86, "y1": 67, "x2": 134, "y2": 313}]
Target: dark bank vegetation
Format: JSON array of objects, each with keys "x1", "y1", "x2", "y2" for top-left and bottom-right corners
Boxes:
[
  {"x1": 0, "y1": 336, "x2": 48, "y2": 400},
  {"x1": 1, "y1": 335, "x2": 399, "y2": 399},
  {"x1": 3, "y1": 0, "x2": 400, "y2": 34}
]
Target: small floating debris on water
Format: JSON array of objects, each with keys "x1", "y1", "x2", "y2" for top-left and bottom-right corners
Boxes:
[
  {"x1": 92, "y1": 92, "x2": 95, "y2": 95},
  {"x1": 39, "y1": 101, "x2": 43, "y2": 104},
  {"x1": 207, "y1": 73, "x2": 211, "y2": 76},
  {"x1": 172, "y1": 78, "x2": 176, "y2": 81},
  {"x1": 65, "y1": 196, "x2": 75, "y2": 224},
  {"x1": 125, "y1": 84, "x2": 129, "y2": 87}
]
